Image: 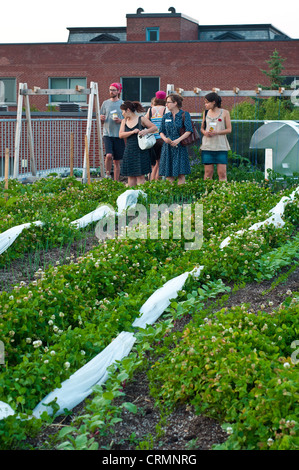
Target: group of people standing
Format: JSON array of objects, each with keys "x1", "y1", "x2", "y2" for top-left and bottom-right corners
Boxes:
[{"x1": 100, "y1": 83, "x2": 231, "y2": 186}]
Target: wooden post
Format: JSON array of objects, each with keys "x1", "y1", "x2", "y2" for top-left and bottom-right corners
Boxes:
[
  {"x1": 70, "y1": 132, "x2": 74, "y2": 177},
  {"x1": 82, "y1": 82, "x2": 95, "y2": 183},
  {"x1": 5, "y1": 148, "x2": 9, "y2": 190},
  {"x1": 265, "y1": 148, "x2": 273, "y2": 180},
  {"x1": 23, "y1": 83, "x2": 37, "y2": 176},
  {"x1": 84, "y1": 135, "x2": 90, "y2": 184},
  {"x1": 13, "y1": 83, "x2": 24, "y2": 178},
  {"x1": 94, "y1": 82, "x2": 105, "y2": 178}
]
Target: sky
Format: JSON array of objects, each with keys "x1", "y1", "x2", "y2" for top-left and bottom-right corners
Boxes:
[{"x1": 1, "y1": 0, "x2": 298, "y2": 43}]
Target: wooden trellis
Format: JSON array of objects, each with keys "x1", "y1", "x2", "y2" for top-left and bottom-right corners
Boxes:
[
  {"x1": 166, "y1": 84, "x2": 295, "y2": 98},
  {"x1": 13, "y1": 81, "x2": 104, "y2": 183}
]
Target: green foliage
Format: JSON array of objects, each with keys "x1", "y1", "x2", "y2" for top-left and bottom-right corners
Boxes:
[
  {"x1": 230, "y1": 50, "x2": 299, "y2": 121},
  {"x1": 0, "y1": 177, "x2": 125, "y2": 267},
  {"x1": 0, "y1": 176, "x2": 298, "y2": 449},
  {"x1": 260, "y1": 49, "x2": 286, "y2": 90},
  {"x1": 148, "y1": 294, "x2": 299, "y2": 450},
  {"x1": 231, "y1": 96, "x2": 299, "y2": 121}
]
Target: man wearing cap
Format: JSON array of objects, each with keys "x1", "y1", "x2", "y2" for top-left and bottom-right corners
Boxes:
[{"x1": 100, "y1": 83, "x2": 125, "y2": 180}]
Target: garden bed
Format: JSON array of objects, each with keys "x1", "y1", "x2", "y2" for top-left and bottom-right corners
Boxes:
[
  {"x1": 25, "y1": 263, "x2": 298, "y2": 451},
  {"x1": 0, "y1": 175, "x2": 298, "y2": 451}
]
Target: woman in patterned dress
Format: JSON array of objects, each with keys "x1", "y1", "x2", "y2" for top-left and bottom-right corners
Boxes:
[
  {"x1": 159, "y1": 94, "x2": 193, "y2": 185},
  {"x1": 119, "y1": 101, "x2": 157, "y2": 187}
]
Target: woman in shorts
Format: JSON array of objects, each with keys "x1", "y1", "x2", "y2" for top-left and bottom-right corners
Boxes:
[{"x1": 200, "y1": 92, "x2": 232, "y2": 182}]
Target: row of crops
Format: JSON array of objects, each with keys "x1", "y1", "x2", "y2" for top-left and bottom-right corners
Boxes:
[{"x1": 0, "y1": 175, "x2": 298, "y2": 450}]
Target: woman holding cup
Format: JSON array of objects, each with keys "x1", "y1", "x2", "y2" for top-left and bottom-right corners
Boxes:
[{"x1": 200, "y1": 92, "x2": 232, "y2": 182}]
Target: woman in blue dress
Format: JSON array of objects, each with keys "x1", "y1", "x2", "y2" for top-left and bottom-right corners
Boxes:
[{"x1": 159, "y1": 94, "x2": 193, "y2": 185}]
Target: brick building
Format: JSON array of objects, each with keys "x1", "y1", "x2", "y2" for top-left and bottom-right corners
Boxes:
[{"x1": 0, "y1": 7, "x2": 298, "y2": 114}]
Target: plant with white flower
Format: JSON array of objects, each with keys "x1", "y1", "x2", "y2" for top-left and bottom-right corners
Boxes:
[
  {"x1": 64, "y1": 362, "x2": 70, "y2": 369},
  {"x1": 33, "y1": 340, "x2": 42, "y2": 348}
]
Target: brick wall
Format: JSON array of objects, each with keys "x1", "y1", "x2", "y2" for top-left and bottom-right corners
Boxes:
[
  {"x1": 0, "y1": 40, "x2": 298, "y2": 114},
  {"x1": 126, "y1": 16, "x2": 198, "y2": 41}
]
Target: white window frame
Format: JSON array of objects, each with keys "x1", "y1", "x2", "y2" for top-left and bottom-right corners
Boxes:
[
  {"x1": 0, "y1": 78, "x2": 17, "y2": 105},
  {"x1": 282, "y1": 76, "x2": 299, "y2": 87},
  {"x1": 48, "y1": 77, "x2": 87, "y2": 104}
]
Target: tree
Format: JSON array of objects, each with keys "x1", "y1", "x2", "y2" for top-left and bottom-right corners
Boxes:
[
  {"x1": 259, "y1": 49, "x2": 286, "y2": 90},
  {"x1": 231, "y1": 50, "x2": 299, "y2": 120}
]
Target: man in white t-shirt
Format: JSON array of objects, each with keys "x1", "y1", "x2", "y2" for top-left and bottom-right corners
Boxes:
[{"x1": 100, "y1": 83, "x2": 125, "y2": 180}]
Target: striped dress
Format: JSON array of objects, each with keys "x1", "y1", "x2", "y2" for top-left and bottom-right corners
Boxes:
[{"x1": 149, "y1": 105, "x2": 166, "y2": 164}]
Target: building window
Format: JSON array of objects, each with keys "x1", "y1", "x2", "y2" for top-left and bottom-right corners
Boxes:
[
  {"x1": 146, "y1": 28, "x2": 159, "y2": 42},
  {"x1": 282, "y1": 76, "x2": 299, "y2": 88},
  {"x1": 122, "y1": 77, "x2": 160, "y2": 104},
  {"x1": 0, "y1": 78, "x2": 16, "y2": 104},
  {"x1": 49, "y1": 77, "x2": 87, "y2": 103}
]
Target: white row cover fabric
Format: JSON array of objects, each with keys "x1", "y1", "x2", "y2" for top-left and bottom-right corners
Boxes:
[
  {"x1": 32, "y1": 332, "x2": 136, "y2": 418},
  {"x1": 133, "y1": 266, "x2": 204, "y2": 329},
  {"x1": 32, "y1": 265, "x2": 203, "y2": 417},
  {"x1": 0, "y1": 221, "x2": 43, "y2": 256},
  {"x1": 70, "y1": 205, "x2": 115, "y2": 229},
  {"x1": 0, "y1": 401, "x2": 15, "y2": 420},
  {"x1": 220, "y1": 187, "x2": 299, "y2": 249},
  {"x1": 116, "y1": 189, "x2": 147, "y2": 214}
]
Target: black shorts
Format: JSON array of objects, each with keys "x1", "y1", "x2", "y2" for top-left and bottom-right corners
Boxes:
[
  {"x1": 150, "y1": 138, "x2": 164, "y2": 166},
  {"x1": 103, "y1": 136, "x2": 125, "y2": 161}
]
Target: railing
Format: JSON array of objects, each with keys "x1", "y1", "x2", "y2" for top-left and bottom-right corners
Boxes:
[
  {"x1": 0, "y1": 116, "x2": 274, "y2": 179},
  {"x1": 0, "y1": 117, "x2": 101, "y2": 178}
]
